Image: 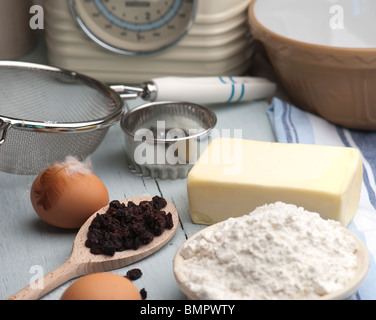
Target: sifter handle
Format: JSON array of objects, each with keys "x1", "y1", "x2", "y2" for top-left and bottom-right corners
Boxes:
[{"x1": 149, "y1": 76, "x2": 276, "y2": 105}]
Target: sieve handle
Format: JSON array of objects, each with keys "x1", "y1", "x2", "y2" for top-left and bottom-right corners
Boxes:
[
  {"x1": 148, "y1": 76, "x2": 276, "y2": 105},
  {"x1": 111, "y1": 85, "x2": 145, "y2": 99},
  {"x1": 0, "y1": 120, "x2": 12, "y2": 146}
]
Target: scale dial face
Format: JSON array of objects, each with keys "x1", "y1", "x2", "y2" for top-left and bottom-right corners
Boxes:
[{"x1": 69, "y1": 0, "x2": 197, "y2": 56}]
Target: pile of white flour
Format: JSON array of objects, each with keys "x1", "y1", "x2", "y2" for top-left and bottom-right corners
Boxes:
[{"x1": 176, "y1": 202, "x2": 359, "y2": 300}]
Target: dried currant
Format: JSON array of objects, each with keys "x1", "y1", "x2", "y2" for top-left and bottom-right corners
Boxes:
[
  {"x1": 140, "y1": 288, "x2": 147, "y2": 300},
  {"x1": 85, "y1": 196, "x2": 173, "y2": 256},
  {"x1": 126, "y1": 268, "x2": 143, "y2": 281}
]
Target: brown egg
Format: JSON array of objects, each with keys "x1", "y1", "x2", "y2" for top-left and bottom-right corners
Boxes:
[
  {"x1": 30, "y1": 157, "x2": 109, "y2": 229},
  {"x1": 60, "y1": 272, "x2": 142, "y2": 300}
]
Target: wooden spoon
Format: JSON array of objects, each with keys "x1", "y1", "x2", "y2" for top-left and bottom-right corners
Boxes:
[{"x1": 8, "y1": 196, "x2": 179, "y2": 300}]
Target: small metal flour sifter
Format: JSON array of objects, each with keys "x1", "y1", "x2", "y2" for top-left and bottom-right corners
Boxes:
[{"x1": 0, "y1": 61, "x2": 275, "y2": 175}]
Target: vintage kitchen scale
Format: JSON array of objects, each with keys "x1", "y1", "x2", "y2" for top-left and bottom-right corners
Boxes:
[{"x1": 45, "y1": 0, "x2": 254, "y2": 83}]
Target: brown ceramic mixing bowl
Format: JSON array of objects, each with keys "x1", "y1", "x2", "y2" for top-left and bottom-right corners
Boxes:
[{"x1": 248, "y1": 0, "x2": 376, "y2": 130}]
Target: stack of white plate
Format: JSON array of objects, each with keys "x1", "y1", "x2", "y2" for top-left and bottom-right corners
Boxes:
[{"x1": 45, "y1": 0, "x2": 254, "y2": 83}]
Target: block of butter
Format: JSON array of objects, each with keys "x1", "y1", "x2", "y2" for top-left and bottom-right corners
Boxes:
[{"x1": 187, "y1": 138, "x2": 363, "y2": 226}]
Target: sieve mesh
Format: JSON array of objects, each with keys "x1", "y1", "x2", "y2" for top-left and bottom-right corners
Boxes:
[
  {"x1": 0, "y1": 65, "x2": 119, "y2": 122},
  {"x1": 0, "y1": 128, "x2": 109, "y2": 175},
  {"x1": 0, "y1": 62, "x2": 124, "y2": 174}
]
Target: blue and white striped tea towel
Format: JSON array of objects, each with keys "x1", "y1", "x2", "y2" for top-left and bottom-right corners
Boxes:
[{"x1": 268, "y1": 98, "x2": 376, "y2": 300}]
